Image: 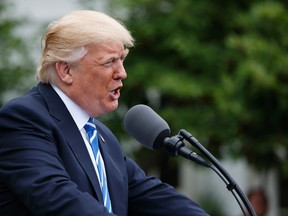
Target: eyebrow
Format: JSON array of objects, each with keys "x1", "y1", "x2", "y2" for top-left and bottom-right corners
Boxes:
[
  {"x1": 91, "y1": 46, "x2": 130, "y2": 65},
  {"x1": 100, "y1": 50, "x2": 129, "y2": 62}
]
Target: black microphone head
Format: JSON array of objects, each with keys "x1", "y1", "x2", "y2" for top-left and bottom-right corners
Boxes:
[{"x1": 124, "y1": 104, "x2": 171, "y2": 150}]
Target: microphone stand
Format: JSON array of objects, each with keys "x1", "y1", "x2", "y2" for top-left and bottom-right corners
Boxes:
[{"x1": 178, "y1": 129, "x2": 256, "y2": 216}]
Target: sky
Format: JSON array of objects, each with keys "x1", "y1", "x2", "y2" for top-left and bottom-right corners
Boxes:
[
  {"x1": 11, "y1": 0, "x2": 105, "y2": 22},
  {"x1": 10, "y1": 0, "x2": 107, "y2": 35}
]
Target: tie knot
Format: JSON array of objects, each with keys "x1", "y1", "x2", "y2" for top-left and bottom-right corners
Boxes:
[{"x1": 84, "y1": 118, "x2": 97, "y2": 138}]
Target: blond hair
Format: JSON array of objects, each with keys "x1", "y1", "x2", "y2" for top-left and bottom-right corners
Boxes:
[{"x1": 36, "y1": 10, "x2": 134, "y2": 83}]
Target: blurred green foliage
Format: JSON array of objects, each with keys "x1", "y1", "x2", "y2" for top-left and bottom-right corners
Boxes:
[
  {"x1": 101, "y1": 0, "x2": 288, "y2": 177},
  {"x1": 0, "y1": 0, "x2": 34, "y2": 105}
]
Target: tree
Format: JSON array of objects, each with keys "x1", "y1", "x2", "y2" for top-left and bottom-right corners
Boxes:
[
  {"x1": 80, "y1": 0, "x2": 288, "y2": 210},
  {"x1": 224, "y1": 1, "x2": 288, "y2": 170},
  {"x1": 102, "y1": 0, "x2": 288, "y2": 174},
  {"x1": 0, "y1": 0, "x2": 34, "y2": 106}
]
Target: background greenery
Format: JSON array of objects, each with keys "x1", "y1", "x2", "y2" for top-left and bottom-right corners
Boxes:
[
  {"x1": 104, "y1": 0, "x2": 288, "y2": 210},
  {"x1": 0, "y1": 0, "x2": 34, "y2": 103},
  {"x1": 107, "y1": 0, "x2": 288, "y2": 172},
  {"x1": 1, "y1": 0, "x2": 288, "y2": 213}
]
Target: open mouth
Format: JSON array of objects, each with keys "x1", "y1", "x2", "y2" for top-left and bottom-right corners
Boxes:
[
  {"x1": 112, "y1": 88, "x2": 120, "y2": 95},
  {"x1": 110, "y1": 86, "x2": 122, "y2": 99}
]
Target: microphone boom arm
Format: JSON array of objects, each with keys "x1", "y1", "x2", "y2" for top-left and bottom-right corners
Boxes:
[
  {"x1": 179, "y1": 129, "x2": 256, "y2": 216},
  {"x1": 124, "y1": 104, "x2": 256, "y2": 215}
]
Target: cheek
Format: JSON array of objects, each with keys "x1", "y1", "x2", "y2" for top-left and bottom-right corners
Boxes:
[
  {"x1": 78, "y1": 69, "x2": 112, "y2": 98},
  {"x1": 87, "y1": 79, "x2": 107, "y2": 99}
]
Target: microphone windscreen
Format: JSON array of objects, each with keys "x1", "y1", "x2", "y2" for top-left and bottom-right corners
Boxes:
[{"x1": 124, "y1": 104, "x2": 171, "y2": 150}]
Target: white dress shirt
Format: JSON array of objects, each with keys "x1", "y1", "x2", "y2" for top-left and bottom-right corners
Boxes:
[{"x1": 51, "y1": 84, "x2": 105, "y2": 186}]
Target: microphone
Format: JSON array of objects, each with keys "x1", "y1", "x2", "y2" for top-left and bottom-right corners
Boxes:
[
  {"x1": 124, "y1": 104, "x2": 210, "y2": 167},
  {"x1": 123, "y1": 104, "x2": 170, "y2": 150},
  {"x1": 124, "y1": 104, "x2": 256, "y2": 216}
]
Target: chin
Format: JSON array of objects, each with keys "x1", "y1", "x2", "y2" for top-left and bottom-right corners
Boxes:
[{"x1": 105, "y1": 101, "x2": 119, "y2": 113}]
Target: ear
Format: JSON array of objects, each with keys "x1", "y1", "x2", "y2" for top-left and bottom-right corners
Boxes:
[{"x1": 55, "y1": 61, "x2": 73, "y2": 84}]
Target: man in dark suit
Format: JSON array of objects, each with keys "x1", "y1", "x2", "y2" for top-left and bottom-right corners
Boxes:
[{"x1": 0, "y1": 10, "x2": 209, "y2": 215}]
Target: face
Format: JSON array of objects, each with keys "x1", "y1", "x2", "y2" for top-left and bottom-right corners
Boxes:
[{"x1": 67, "y1": 42, "x2": 128, "y2": 117}]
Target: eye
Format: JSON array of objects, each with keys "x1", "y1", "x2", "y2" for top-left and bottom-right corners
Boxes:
[{"x1": 102, "y1": 58, "x2": 116, "y2": 67}]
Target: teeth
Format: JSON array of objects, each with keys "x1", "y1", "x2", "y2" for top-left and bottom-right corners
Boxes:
[{"x1": 111, "y1": 87, "x2": 120, "y2": 95}]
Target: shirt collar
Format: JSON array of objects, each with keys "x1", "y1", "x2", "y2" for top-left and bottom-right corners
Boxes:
[{"x1": 51, "y1": 84, "x2": 89, "y2": 130}]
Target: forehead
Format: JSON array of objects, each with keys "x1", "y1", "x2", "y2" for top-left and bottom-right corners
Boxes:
[{"x1": 88, "y1": 42, "x2": 127, "y2": 58}]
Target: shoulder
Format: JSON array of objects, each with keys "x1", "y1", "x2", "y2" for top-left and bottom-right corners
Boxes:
[
  {"x1": 1, "y1": 86, "x2": 46, "y2": 114},
  {"x1": 0, "y1": 86, "x2": 53, "y2": 133}
]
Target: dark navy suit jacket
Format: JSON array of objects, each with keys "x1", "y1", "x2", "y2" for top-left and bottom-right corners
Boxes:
[{"x1": 0, "y1": 83, "x2": 208, "y2": 216}]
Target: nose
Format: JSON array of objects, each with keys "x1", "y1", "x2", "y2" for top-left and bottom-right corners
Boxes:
[{"x1": 113, "y1": 59, "x2": 127, "y2": 80}]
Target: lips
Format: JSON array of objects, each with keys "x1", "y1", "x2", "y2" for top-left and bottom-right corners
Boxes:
[{"x1": 110, "y1": 86, "x2": 122, "y2": 100}]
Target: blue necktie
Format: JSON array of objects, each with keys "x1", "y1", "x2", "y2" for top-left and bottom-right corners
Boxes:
[{"x1": 84, "y1": 118, "x2": 112, "y2": 213}]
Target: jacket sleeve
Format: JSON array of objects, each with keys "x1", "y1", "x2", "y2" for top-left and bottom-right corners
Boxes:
[{"x1": 125, "y1": 157, "x2": 209, "y2": 216}]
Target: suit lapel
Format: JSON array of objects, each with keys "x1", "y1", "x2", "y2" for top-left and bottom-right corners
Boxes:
[
  {"x1": 37, "y1": 83, "x2": 103, "y2": 202},
  {"x1": 58, "y1": 119, "x2": 104, "y2": 203}
]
